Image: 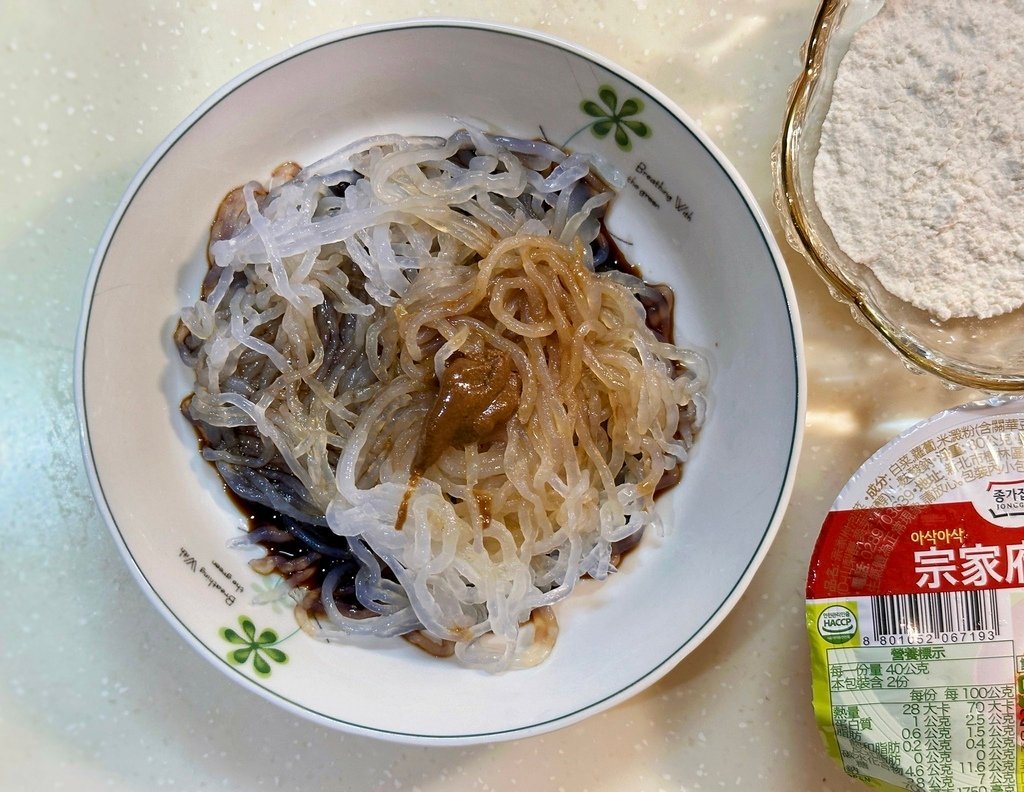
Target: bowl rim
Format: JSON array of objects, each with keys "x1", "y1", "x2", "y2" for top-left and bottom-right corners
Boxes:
[
  {"x1": 74, "y1": 17, "x2": 806, "y2": 744},
  {"x1": 776, "y1": 0, "x2": 1024, "y2": 392}
]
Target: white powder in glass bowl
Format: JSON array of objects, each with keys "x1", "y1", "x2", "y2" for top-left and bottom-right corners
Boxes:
[{"x1": 814, "y1": 0, "x2": 1024, "y2": 321}]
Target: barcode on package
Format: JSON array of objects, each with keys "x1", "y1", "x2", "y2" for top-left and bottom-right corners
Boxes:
[{"x1": 867, "y1": 590, "x2": 1001, "y2": 642}]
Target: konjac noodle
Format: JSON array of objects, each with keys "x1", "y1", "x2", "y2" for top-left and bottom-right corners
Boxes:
[{"x1": 175, "y1": 129, "x2": 707, "y2": 671}]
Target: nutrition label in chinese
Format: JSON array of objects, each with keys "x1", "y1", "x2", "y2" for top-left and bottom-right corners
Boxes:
[{"x1": 826, "y1": 641, "x2": 1017, "y2": 791}]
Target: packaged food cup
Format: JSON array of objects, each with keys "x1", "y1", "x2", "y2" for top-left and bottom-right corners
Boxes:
[{"x1": 807, "y1": 398, "x2": 1024, "y2": 791}]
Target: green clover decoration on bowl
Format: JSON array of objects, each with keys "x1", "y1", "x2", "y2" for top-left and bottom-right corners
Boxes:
[
  {"x1": 220, "y1": 615, "x2": 292, "y2": 678},
  {"x1": 572, "y1": 85, "x2": 652, "y2": 151}
]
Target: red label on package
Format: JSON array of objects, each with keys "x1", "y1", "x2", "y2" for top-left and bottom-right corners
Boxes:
[{"x1": 807, "y1": 501, "x2": 1024, "y2": 599}]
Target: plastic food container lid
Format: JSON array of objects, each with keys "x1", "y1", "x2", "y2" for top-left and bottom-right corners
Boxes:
[{"x1": 806, "y1": 397, "x2": 1024, "y2": 791}]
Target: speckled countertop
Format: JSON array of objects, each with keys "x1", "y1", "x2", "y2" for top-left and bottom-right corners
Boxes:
[{"x1": 0, "y1": 1, "x2": 981, "y2": 790}]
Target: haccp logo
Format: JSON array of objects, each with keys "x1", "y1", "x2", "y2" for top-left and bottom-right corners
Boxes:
[{"x1": 817, "y1": 605, "x2": 857, "y2": 645}]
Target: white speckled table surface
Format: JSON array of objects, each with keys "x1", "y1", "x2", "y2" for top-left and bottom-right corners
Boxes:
[{"x1": 0, "y1": 1, "x2": 982, "y2": 790}]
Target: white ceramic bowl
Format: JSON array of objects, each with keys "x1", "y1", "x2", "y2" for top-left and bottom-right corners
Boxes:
[{"x1": 76, "y1": 20, "x2": 804, "y2": 744}]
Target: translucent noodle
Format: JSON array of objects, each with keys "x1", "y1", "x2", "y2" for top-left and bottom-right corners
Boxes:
[{"x1": 176, "y1": 129, "x2": 706, "y2": 672}]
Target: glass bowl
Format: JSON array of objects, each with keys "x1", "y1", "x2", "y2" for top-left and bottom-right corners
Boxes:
[{"x1": 774, "y1": 0, "x2": 1024, "y2": 391}]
